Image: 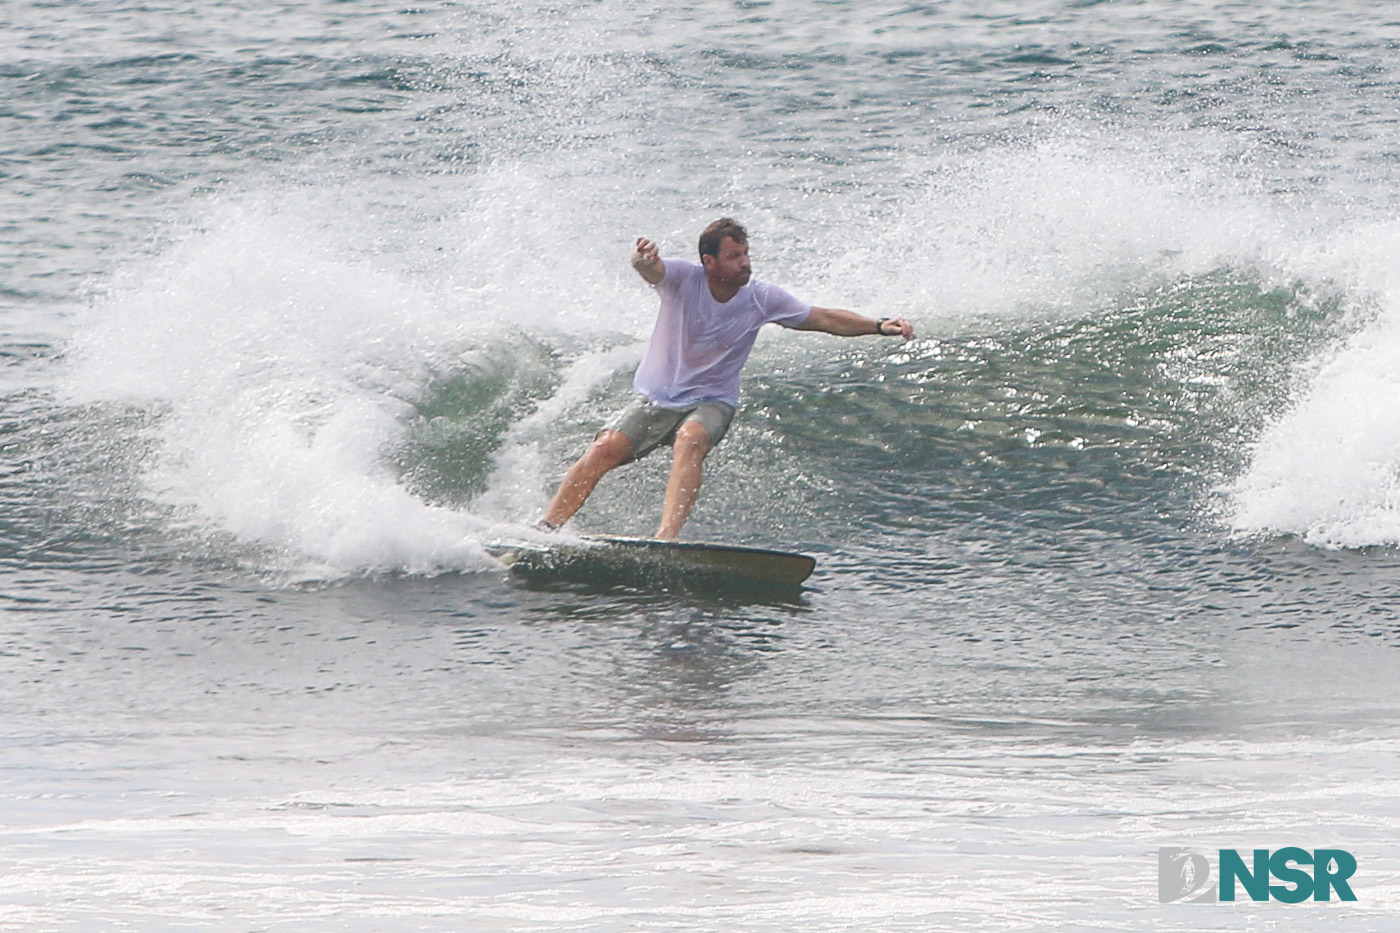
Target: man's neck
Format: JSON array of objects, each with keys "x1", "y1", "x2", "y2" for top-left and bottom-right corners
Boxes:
[{"x1": 706, "y1": 274, "x2": 741, "y2": 304}]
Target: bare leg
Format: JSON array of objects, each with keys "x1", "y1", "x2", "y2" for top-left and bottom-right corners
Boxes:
[
  {"x1": 656, "y1": 420, "x2": 712, "y2": 539},
  {"x1": 542, "y1": 430, "x2": 632, "y2": 529}
]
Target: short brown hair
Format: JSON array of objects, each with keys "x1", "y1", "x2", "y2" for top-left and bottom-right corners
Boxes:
[{"x1": 699, "y1": 218, "x2": 747, "y2": 260}]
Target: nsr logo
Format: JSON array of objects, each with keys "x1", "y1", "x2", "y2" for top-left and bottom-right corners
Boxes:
[{"x1": 1159, "y1": 847, "x2": 1357, "y2": 904}]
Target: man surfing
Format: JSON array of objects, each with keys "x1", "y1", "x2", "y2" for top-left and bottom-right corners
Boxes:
[{"x1": 539, "y1": 218, "x2": 914, "y2": 539}]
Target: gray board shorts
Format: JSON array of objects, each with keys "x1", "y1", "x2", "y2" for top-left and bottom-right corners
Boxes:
[{"x1": 602, "y1": 396, "x2": 736, "y2": 464}]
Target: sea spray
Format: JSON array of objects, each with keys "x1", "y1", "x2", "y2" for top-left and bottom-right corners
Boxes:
[
  {"x1": 62, "y1": 128, "x2": 1387, "y2": 568},
  {"x1": 470, "y1": 343, "x2": 642, "y2": 522},
  {"x1": 810, "y1": 129, "x2": 1307, "y2": 325},
  {"x1": 62, "y1": 173, "x2": 659, "y2": 576},
  {"x1": 1231, "y1": 220, "x2": 1400, "y2": 547},
  {"x1": 66, "y1": 200, "x2": 499, "y2": 576}
]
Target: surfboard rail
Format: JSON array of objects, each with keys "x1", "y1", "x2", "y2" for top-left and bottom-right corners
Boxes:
[{"x1": 486, "y1": 533, "x2": 816, "y2": 590}]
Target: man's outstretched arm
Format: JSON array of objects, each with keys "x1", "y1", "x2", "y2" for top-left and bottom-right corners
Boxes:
[
  {"x1": 795, "y1": 306, "x2": 915, "y2": 339},
  {"x1": 631, "y1": 236, "x2": 665, "y2": 285}
]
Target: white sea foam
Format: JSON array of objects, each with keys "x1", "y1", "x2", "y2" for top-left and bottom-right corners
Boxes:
[
  {"x1": 63, "y1": 121, "x2": 1392, "y2": 567},
  {"x1": 815, "y1": 129, "x2": 1400, "y2": 551},
  {"x1": 65, "y1": 185, "x2": 639, "y2": 578},
  {"x1": 820, "y1": 129, "x2": 1307, "y2": 322},
  {"x1": 1230, "y1": 219, "x2": 1400, "y2": 547}
]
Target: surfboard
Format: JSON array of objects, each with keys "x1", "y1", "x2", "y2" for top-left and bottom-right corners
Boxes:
[{"x1": 487, "y1": 534, "x2": 816, "y2": 590}]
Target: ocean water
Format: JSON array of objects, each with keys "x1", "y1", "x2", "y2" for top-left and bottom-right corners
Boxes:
[{"x1": 3, "y1": 0, "x2": 1400, "y2": 929}]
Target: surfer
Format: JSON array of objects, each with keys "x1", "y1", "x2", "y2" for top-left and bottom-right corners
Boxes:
[{"x1": 539, "y1": 218, "x2": 914, "y2": 539}]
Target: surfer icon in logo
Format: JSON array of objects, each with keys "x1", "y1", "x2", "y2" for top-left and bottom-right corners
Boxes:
[
  {"x1": 538, "y1": 217, "x2": 914, "y2": 540},
  {"x1": 1159, "y1": 848, "x2": 1216, "y2": 903}
]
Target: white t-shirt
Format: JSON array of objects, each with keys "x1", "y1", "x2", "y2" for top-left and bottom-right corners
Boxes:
[{"x1": 632, "y1": 258, "x2": 812, "y2": 408}]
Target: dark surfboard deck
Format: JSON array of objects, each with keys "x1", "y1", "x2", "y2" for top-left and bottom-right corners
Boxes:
[{"x1": 486, "y1": 534, "x2": 816, "y2": 590}]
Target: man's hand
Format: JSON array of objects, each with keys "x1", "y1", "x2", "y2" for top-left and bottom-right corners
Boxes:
[
  {"x1": 632, "y1": 237, "x2": 664, "y2": 284},
  {"x1": 876, "y1": 316, "x2": 915, "y2": 339}
]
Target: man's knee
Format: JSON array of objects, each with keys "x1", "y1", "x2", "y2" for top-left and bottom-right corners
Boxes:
[
  {"x1": 587, "y1": 430, "x2": 633, "y2": 469},
  {"x1": 673, "y1": 420, "x2": 712, "y2": 457}
]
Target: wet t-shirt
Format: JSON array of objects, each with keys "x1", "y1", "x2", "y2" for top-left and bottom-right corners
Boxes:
[{"x1": 632, "y1": 258, "x2": 811, "y2": 408}]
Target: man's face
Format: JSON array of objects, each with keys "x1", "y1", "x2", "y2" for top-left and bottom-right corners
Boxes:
[{"x1": 704, "y1": 236, "x2": 751, "y2": 288}]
